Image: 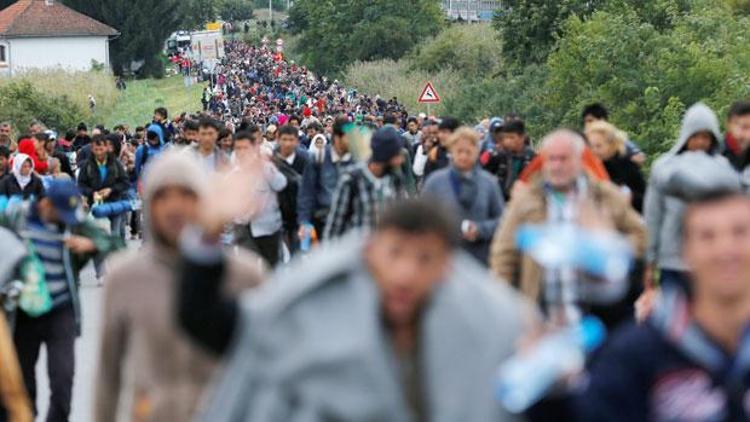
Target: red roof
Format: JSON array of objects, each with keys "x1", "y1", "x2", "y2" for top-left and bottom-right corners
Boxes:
[{"x1": 0, "y1": 0, "x2": 118, "y2": 37}]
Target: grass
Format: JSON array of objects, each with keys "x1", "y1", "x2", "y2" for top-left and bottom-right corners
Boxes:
[
  {"x1": 0, "y1": 69, "x2": 118, "y2": 121},
  {"x1": 100, "y1": 75, "x2": 204, "y2": 129}
]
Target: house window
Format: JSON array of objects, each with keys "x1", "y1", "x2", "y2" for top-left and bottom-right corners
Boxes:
[{"x1": 0, "y1": 45, "x2": 7, "y2": 65}]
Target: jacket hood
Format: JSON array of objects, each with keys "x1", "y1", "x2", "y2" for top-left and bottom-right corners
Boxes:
[
  {"x1": 669, "y1": 102, "x2": 722, "y2": 156},
  {"x1": 146, "y1": 123, "x2": 165, "y2": 146},
  {"x1": 141, "y1": 151, "x2": 207, "y2": 244}
]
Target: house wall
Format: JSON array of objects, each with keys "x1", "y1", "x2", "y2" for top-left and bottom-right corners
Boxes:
[{"x1": 1, "y1": 36, "x2": 110, "y2": 75}]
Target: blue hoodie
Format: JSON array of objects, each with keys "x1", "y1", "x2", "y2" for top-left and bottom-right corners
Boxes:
[{"x1": 134, "y1": 124, "x2": 166, "y2": 179}]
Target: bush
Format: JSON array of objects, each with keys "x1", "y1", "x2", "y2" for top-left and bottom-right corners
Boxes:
[
  {"x1": 408, "y1": 23, "x2": 503, "y2": 78},
  {"x1": 0, "y1": 69, "x2": 118, "y2": 122},
  {"x1": 344, "y1": 59, "x2": 461, "y2": 116},
  {"x1": 342, "y1": 24, "x2": 505, "y2": 118},
  {"x1": 442, "y1": 64, "x2": 553, "y2": 139},
  {"x1": 0, "y1": 70, "x2": 118, "y2": 132},
  {"x1": 0, "y1": 81, "x2": 84, "y2": 132}
]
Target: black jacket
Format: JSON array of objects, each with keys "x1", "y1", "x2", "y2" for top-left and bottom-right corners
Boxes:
[
  {"x1": 77, "y1": 155, "x2": 129, "y2": 204},
  {"x1": 0, "y1": 173, "x2": 44, "y2": 199},
  {"x1": 273, "y1": 153, "x2": 303, "y2": 232},
  {"x1": 276, "y1": 146, "x2": 309, "y2": 176},
  {"x1": 603, "y1": 154, "x2": 646, "y2": 212},
  {"x1": 483, "y1": 147, "x2": 536, "y2": 200},
  {"x1": 424, "y1": 146, "x2": 450, "y2": 179}
]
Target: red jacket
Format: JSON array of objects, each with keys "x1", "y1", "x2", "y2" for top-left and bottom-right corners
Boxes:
[{"x1": 17, "y1": 138, "x2": 48, "y2": 174}]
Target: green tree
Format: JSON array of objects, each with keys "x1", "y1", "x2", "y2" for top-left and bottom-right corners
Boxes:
[
  {"x1": 492, "y1": 0, "x2": 604, "y2": 66},
  {"x1": 289, "y1": 0, "x2": 443, "y2": 76},
  {"x1": 544, "y1": 1, "x2": 750, "y2": 156},
  {"x1": 493, "y1": 0, "x2": 691, "y2": 67},
  {"x1": 63, "y1": 0, "x2": 185, "y2": 77},
  {"x1": 218, "y1": 0, "x2": 254, "y2": 22},
  {"x1": 181, "y1": 0, "x2": 219, "y2": 29}
]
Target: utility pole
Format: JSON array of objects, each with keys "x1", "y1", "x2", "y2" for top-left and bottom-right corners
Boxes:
[{"x1": 269, "y1": 0, "x2": 273, "y2": 25}]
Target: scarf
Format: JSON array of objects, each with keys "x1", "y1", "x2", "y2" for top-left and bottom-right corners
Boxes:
[
  {"x1": 449, "y1": 166, "x2": 478, "y2": 212},
  {"x1": 12, "y1": 153, "x2": 32, "y2": 189}
]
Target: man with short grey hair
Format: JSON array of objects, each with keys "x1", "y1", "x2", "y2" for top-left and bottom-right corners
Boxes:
[{"x1": 490, "y1": 128, "x2": 646, "y2": 326}]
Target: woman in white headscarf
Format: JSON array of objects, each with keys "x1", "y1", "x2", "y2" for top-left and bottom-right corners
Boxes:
[
  {"x1": 0, "y1": 153, "x2": 44, "y2": 199},
  {"x1": 308, "y1": 134, "x2": 327, "y2": 165}
]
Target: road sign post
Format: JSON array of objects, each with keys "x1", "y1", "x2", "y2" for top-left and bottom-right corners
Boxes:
[{"x1": 418, "y1": 81, "x2": 441, "y2": 116}]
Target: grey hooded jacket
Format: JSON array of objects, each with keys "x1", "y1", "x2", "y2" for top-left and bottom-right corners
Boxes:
[
  {"x1": 644, "y1": 103, "x2": 738, "y2": 271},
  {"x1": 197, "y1": 234, "x2": 531, "y2": 422}
]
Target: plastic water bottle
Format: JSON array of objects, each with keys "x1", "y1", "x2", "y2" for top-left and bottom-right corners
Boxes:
[
  {"x1": 300, "y1": 223, "x2": 314, "y2": 252},
  {"x1": 495, "y1": 316, "x2": 606, "y2": 413}
]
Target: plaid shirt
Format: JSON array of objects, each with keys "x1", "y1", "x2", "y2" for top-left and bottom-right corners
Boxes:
[{"x1": 324, "y1": 162, "x2": 406, "y2": 239}]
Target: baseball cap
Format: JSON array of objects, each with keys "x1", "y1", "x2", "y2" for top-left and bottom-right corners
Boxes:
[{"x1": 46, "y1": 180, "x2": 84, "y2": 226}]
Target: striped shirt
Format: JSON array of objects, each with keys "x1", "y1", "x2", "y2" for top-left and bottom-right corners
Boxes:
[
  {"x1": 324, "y1": 162, "x2": 406, "y2": 239},
  {"x1": 25, "y1": 216, "x2": 69, "y2": 308}
]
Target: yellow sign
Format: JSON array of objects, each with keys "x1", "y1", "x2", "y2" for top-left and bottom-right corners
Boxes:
[{"x1": 206, "y1": 22, "x2": 221, "y2": 31}]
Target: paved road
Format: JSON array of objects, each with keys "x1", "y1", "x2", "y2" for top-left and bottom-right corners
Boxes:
[{"x1": 34, "y1": 260, "x2": 107, "y2": 422}]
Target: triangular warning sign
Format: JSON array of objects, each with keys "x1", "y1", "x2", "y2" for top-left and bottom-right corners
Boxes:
[{"x1": 418, "y1": 82, "x2": 441, "y2": 104}]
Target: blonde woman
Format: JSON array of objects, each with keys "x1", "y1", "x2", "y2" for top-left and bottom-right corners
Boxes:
[
  {"x1": 585, "y1": 121, "x2": 646, "y2": 212},
  {"x1": 422, "y1": 127, "x2": 504, "y2": 264}
]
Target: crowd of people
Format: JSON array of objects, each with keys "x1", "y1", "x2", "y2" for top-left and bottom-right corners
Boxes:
[{"x1": 1, "y1": 39, "x2": 750, "y2": 421}]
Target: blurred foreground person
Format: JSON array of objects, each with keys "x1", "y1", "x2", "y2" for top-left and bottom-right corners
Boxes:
[
  {"x1": 0, "y1": 226, "x2": 32, "y2": 422},
  {"x1": 95, "y1": 152, "x2": 264, "y2": 422},
  {"x1": 0, "y1": 310, "x2": 31, "y2": 422},
  {"x1": 539, "y1": 190, "x2": 750, "y2": 421},
  {"x1": 179, "y1": 199, "x2": 532, "y2": 421},
  {"x1": 3, "y1": 180, "x2": 122, "y2": 421},
  {"x1": 490, "y1": 130, "x2": 645, "y2": 325}
]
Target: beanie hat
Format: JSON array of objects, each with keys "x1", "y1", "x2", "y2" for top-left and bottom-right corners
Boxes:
[{"x1": 370, "y1": 127, "x2": 402, "y2": 163}]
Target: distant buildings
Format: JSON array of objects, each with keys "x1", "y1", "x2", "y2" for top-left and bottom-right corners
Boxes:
[{"x1": 441, "y1": 0, "x2": 502, "y2": 22}]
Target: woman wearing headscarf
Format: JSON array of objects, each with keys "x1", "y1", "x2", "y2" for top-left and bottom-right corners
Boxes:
[
  {"x1": 16, "y1": 138, "x2": 48, "y2": 175},
  {"x1": 0, "y1": 154, "x2": 44, "y2": 199},
  {"x1": 308, "y1": 133, "x2": 327, "y2": 165}
]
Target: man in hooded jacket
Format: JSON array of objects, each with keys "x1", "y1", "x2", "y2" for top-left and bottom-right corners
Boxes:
[
  {"x1": 134, "y1": 124, "x2": 166, "y2": 181},
  {"x1": 643, "y1": 103, "x2": 739, "y2": 296},
  {"x1": 94, "y1": 152, "x2": 265, "y2": 422}
]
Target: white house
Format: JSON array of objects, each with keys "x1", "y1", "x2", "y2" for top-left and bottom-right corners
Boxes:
[{"x1": 0, "y1": 0, "x2": 119, "y2": 75}]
